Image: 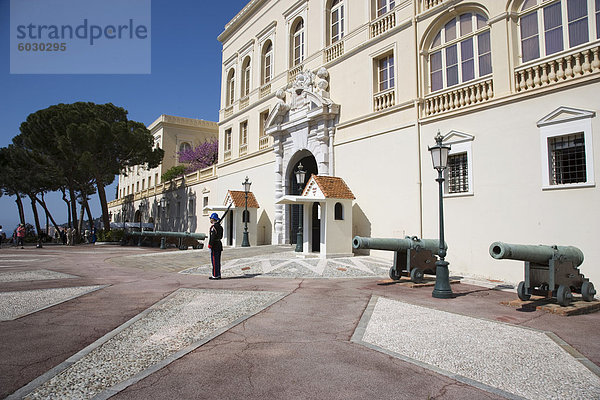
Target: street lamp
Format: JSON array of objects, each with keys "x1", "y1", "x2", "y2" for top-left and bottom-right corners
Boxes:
[
  {"x1": 241, "y1": 176, "x2": 252, "y2": 247},
  {"x1": 138, "y1": 202, "x2": 146, "y2": 246},
  {"x1": 428, "y1": 131, "x2": 453, "y2": 299},
  {"x1": 294, "y1": 163, "x2": 307, "y2": 252},
  {"x1": 159, "y1": 197, "x2": 168, "y2": 249}
]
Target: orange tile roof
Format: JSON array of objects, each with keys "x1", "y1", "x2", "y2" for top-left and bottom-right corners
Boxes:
[
  {"x1": 303, "y1": 175, "x2": 355, "y2": 199},
  {"x1": 226, "y1": 190, "x2": 260, "y2": 208}
]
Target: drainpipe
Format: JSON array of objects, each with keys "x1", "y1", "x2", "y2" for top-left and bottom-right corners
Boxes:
[{"x1": 413, "y1": 5, "x2": 424, "y2": 239}]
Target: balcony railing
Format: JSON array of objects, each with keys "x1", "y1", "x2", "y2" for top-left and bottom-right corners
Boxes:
[
  {"x1": 224, "y1": 105, "x2": 233, "y2": 118},
  {"x1": 423, "y1": 78, "x2": 494, "y2": 117},
  {"x1": 515, "y1": 44, "x2": 600, "y2": 93},
  {"x1": 373, "y1": 88, "x2": 396, "y2": 112},
  {"x1": 239, "y1": 144, "x2": 248, "y2": 156},
  {"x1": 239, "y1": 96, "x2": 249, "y2": 110},
  {"x1": 324, "y1": 40, "x2": 344, "y2": 63},
  {"x1": 420, "y1": 0, "x2": 447, "y2": 12},
  {"x1": 259, "y1": 135, "x2": 270, "y2": 150},
  {"x1": 288, "y1": 64, "x2": 303, "y2": 82},
  {"x1": 224, "y1": 150, "x2": 232, "y2": 161},
  {"x1": 370, "y1": 10, "x2": 396, "y2": 38},
  {"x1": 260, "y1": 83, "x2": 271, "y2": 98}
]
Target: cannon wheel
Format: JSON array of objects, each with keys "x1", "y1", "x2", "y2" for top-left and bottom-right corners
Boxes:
[
  {"x1": 410, "y1": 268, "x2": 424, "y2": 283},
  {"x1": 389, "y1": 267, "x2": 401, "y2": 281},
  {"x1": 557, "y1": 285, "x2": 573, "y2": 307},
  {"x1": 581, "y1": 281, "x2": 596, "y2": 302},
  {"x1": 517, "y1": 281, "x2": 531, "y2": 301}
]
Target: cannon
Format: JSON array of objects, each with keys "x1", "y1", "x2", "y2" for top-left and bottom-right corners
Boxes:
[
  {"x1": 127, "y1": 231, "x2": 206, "y2": 250},
  {"x1": 352, "y1": 236, "x2": 444, "y2": 282},
  {"x1": 489, "y1": 241, "x2": 596, "y2": 306}
]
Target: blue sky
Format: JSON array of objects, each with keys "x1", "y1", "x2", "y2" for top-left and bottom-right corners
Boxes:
[{"x1": 0, "y1": 0, "x2": 250, "y2": 233}]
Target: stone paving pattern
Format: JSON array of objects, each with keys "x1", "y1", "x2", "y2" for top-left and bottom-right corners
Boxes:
[
  {"x1": 360, "y1": 297, "x2": 600, "y2": 400},
  {"x1": 1, "y1": 244, "x2": 599, "y2": 400}
]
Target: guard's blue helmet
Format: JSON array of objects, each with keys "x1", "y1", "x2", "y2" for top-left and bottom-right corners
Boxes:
[{"x1": 210, "y1": 212, "x2": 219, "y2": 220}]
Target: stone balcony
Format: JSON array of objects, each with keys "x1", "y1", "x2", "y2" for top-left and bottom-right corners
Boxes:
[{"x1": 423, "y1": 77, "x2": 494, "y2": 117}]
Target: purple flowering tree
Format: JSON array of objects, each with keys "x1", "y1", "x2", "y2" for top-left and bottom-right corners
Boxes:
[{"x1": 177, "y1": 138, "x2": 218, "y2": 173}]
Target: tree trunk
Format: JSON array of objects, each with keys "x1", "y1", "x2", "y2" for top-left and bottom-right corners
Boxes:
[
  {"x1": 29, "y1": 194, "x2": 42, "y2": 236},
  {"x1": 84, "y1": 198, "x2": 94, "y2": 229},
  {"x1": 61, "y1": 188, "x2": 72, "y2": 228},
  {"x1": 15, "y1": 195, "x2": 25, "y2": 225},
  {"x1": 77, "y1": 200, "x2": 85, "y2": 243},
  {"x1": 96, "y1": 181, "x2": 111, "y2": 231},
  {"x1": 69, "y1": 186, "x2": 79, "y2": 233},
  {"x1": 36, "y1": 194, "x2": 61, "y2": 234}
]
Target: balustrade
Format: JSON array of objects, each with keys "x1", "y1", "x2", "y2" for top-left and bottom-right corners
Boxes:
[
  {"x1": 288, "y1": 65, "x2": 303, "y2": 82},
  {"x1": 373, "y1": 88, "x2": 395, "y2": 112},
  {"x1": 239, "y1": 96, "x2": 249, "y2": 110},
  {"x1": 259, "y1": 83, "x2": 271, "y2": 98},
  {"x1": 259, "y1": 135, "x2": 269, "y2": 150},
  {"x1": 515, "y1": 45, "x2": 600, "y2": 93},
  {"x1": 423, "y1": 78, "x2": 494, "y2": 117},
  {"x1": 325, "y1": 41, "x2": 344, "y2": 63},
  {"x1": 224, "y1": 105, "x2": 233, "y2": 118},
  {"x1": 370, "y1": 10, "x2": 396, "y2": 38}
]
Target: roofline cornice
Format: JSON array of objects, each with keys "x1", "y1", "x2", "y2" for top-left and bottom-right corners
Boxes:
[{"x1": 218, "y1": 0, "x2": 267, "y2": 43}]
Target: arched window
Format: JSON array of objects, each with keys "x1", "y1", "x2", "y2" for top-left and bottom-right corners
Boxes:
[
  {"x1": 330, "y1": 0, "x2": 345, "y2": 44},
  {"x1": 334, "y1": 202, "x2": 343, "y2": 220},
  {"x1": 241, "y1": 56, "x2": 251, "y2": 97},
  {"x1": 429, "y1": 12, "x2": 491, "y2": 92},
  {"x1": 292, "y1": 19, "x2": 305, "y2": 66},
  {"x1": 179, "y1": 142, "x2": 191, "y2": 153},
  {"x1": 519, "y1": 0, "x2": 599, "y2": 64},
  {"x1": 226, "y1": 68, "x2": 235, "y2": 106},
  {"x1": 262, "y1": 41, "x2": 273, "y2": 84}
]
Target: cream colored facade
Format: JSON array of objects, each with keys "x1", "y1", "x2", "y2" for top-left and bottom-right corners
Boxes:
[
  {"x1": 214, "y1": 0, "x2": 600, "y2": 285},
  {"x1": 109, "y1": 0, "x2": 600, "y2": 286}
]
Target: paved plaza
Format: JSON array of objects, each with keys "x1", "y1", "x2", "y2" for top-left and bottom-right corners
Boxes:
[{"x1": 0, "y1": 244, "x2": 599, "y2": 399}]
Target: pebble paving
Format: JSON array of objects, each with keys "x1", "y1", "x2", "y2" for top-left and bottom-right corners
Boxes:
[
  {"x1": 0, "y1": 269, "x2": 77, "y2": 282},
  {"x1": 0, "y1": 286, "x2": 104, "y2": 321},
  {"x1": 181, "y1": 251, "x2": 391, "y2": 278},
  {"x1": 359, "y1": 296, "x2": 600, "y2": 400},
  {"x1": 21, "y1": 288, "x2": 284, "y2": 400}
]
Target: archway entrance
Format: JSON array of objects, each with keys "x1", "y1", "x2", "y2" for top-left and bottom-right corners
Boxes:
[{"x1": 287, "y1": 153, "x2": 318, "y2": 244}]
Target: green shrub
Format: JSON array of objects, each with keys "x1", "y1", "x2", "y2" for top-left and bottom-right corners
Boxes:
[
  {"x1": 161, "y1": 165, "x2": 187, "y2": 182},
  {"x1": 97, "y1": 229, "x2": 124, "y2": 242}
]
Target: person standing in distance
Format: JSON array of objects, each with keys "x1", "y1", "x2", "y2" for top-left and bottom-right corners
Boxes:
[{"x1": 208, "y1": 212, "x2": 223, "y2": 280}]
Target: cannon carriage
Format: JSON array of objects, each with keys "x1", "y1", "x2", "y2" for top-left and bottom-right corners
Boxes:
[
  {"x1": 352, "y1": 236, "x2": 443, "y2": 282},
  {"x1": 489, "y1": 241, "x2": 596, "y2": 306}
]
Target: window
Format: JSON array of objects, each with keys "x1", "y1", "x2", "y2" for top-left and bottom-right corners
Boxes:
[
  {"x1": 262, "y1": 41, "x2": 273, "y2": 84},
  {"x1": 203, "y1": 196, "x2": 209, "y2": 215},
  {"x1": 224, "y1": 129, "x2": 232, "y2": 151},
  {"x1": 148, "y1": 176, "x2": 151, "y2": 187},
  {"x1": 334, "y1": 202, "x2": 344, "y2": 220},
  {"x1": 377, "y1": 0, "x2": 395, "y2": 17},
  {"x1": 189, "y1": 199, "x2": 195, "y2": 216},
  {"x1": 292, "y1": 19, "x2": 305, "y2": 66},
  {"x1": 141, "y1": 179, "x2": 145, "y2": 190},
  {"x1": 548, "y1": 133, "x2": 586, "y2": 184},
  {"x1": 226, "y1": 68, "x2": 235, "y2": 106},
  {"x1": 442, "y1": 131, "x2": 474, "y2": 196},
  {"x1": 519, "y1": 0, "x2": 598, "y2": 63},
  {"x1": 330, "y1": 0, "x2": 345, "y2": 44},
  {"x1": 240, "y1": 121, "x2": 248, "y2": 155},
  {"x1": 538, "y1": 106, "x2": 595, "y2": 189},
  {"x1": 241, "y1": 57, "x2": 251, "y2": 97},
  {"x1": 155, "y1": 173, "x2": 159, "y2": 185},
  {"x1": 429, "y1": 13, "x2": 491, "y2": 92},
  {"x1": 377, "y1": 54, "x2": 395, "y2": 92},
  {"x1": 179, "y1": 142, "x2": 191, "y2": 153},
  {"x1": 136, "y1": 182, "x2": 139, "y2": 192}
]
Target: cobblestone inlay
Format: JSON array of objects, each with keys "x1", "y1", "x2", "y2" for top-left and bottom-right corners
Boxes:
[
  {"x1": 0, "y1": 286, "x2": 105, "y2": 321},
  {"x1": 0, "y1": 269, "x2": 77, "y2": 282},
  {"x1": 16, "y1": 288, "x2": 285, "y2": 400},
  {"x1": 356, "y1": 296, "x2": 600, "y2": 400},
  {"x1": 181, "y1": 253, "x2": 391, "y2": 278}
]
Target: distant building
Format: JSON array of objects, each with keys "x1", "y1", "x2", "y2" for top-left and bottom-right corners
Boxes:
[{"x1": 110, "y1": 1, "x2": 600, "y2": 286}]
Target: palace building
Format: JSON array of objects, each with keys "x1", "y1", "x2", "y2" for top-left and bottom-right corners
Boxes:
[{"x1": 109, "y1": 0, "x2": 600, "y2": 286}]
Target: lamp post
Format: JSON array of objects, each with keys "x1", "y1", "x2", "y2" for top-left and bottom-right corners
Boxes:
[
  {"x1": 159, "y1": 198, "x2": 168, "y2": 249},
  {"x1": 138, "y1": 202, "x2": 145, "y2": 246},
  {"x1": 294, "y1": 163, "x2": 307, "y2": 253},
  {"x1": 241, "y1": 176, "x2": 252, "y2": 247},
  {"x1": 428, "y1": 131, "x2": 453, "y2": 299}
]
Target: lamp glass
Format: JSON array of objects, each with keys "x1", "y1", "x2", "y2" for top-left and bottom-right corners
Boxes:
[
  {"x1": 429, "y1": 144, "x2": 450, "y2": 170},
  {"x1": 243, "y1": 177, "x2": 252, "y2": 193},
  {"x1": 295, "y1": 163, "x2": 306, "y2": 185}
]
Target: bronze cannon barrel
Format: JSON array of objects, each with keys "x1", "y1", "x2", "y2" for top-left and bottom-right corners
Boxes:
[
  {"x1": 352, "y1": 236, "x2": 444, "y2": 253},
  {"x1": 128, "y1": 231, "x2": 207, "y2": 240},
  {"x1": 489, "y1": 242, "x2": 584, "y2": 266}
]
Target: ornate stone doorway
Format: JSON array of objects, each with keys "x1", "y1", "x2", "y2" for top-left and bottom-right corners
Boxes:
[{"x1": 287, "y1": 153, "x2": 317, "y2": 244}]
